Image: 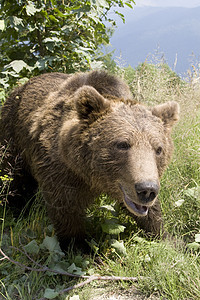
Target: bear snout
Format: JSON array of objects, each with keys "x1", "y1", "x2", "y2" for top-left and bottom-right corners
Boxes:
[{"x1": 135, "y1": 181, "x2": 160, "y2": 204}]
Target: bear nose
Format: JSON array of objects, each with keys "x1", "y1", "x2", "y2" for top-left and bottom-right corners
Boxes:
[{"x1": 135, "y1": 181, "x2": 159, "y2": 204}]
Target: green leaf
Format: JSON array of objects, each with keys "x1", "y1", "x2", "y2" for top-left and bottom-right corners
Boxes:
[
  {"x1": 101, "y1": 223, "x2": 125, "y2": 234},
  {"x1": 195, "y1": 234, "x2": 200, "y2": 243},
  {"x1": 43, "y1": 37, "x2": 62, "y2": 43},
  {"x1": 67, "y1": 263, "x2": 77, "y2": 273},
  {"x1": 100, "y1": 205, "x2": 116, "y2": 213},
  {"x1": 41, "y1": 236, "x2": 64, "y2": 254},
  {"x1": 24, "y1": 240, "x2": 39, "y2": 255},
  {"x1": 52, "y1": 261, "x2": 70, "y2": 273},
  {"x1": 6, "y1": 60, "x2": 29, "y2": 73},
  {"x1": 0, "y1": 20, "x2": 5, "y2": 31},
  {"x1": 26, "y1": 2, "x2": 41, "y2": 16},
  {"x1": 111, "y1": 239, "x2": 127, "y2": 255},
  {"x1": 48, "y1": 15, "x2": 58, "y2": 23},
  {"x1": 12, "y1": 16, "x2": 23, "y2": 27},
  {"x1": 125, "y1": 2, "x2": 134, "y2": 8},
  {"x1": 44, "y1": 288, "x2": 59, "y2": 299},
  {"x1": 67, "y1": 263, "x2": 85, "y2": 275},
  {"x1": 9, "y1": 16, "x2": 24, "y2": 31}
]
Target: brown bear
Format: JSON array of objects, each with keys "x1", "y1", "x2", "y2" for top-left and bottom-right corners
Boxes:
[{"x1": 0, "y1": 70, "x2": 179, "y2": 248}]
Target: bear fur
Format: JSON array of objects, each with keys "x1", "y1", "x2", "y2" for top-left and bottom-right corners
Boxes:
[{"x1": 0, "y1": 70, "x2": 179, "y2": 247}]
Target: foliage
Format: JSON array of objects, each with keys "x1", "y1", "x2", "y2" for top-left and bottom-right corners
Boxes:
[{"x1": 0, "y1": 0, "x2": 135, "y2": 94}]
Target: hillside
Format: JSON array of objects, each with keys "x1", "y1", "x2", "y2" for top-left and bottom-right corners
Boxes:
[{"x1": 110, "y1": 6, "x2": 200, "y2": 75}]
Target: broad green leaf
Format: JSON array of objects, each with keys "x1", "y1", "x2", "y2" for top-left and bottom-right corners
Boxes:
[
  {"x1": 6, "y1": 60, "x2": 28, "y2": 73},
  {"x1": 67, "y1": 263, "x2": 85, "y2": 275},
  {"x1": 101, "y1": 223, "x2": 125, "y2": 234},
  {"x1": 0, "y1": 20, "x2": 5, "y2": 31},
  {"x1": 26, "y1": 2, "x2": 41, "y2": 16},
  {"x1": 195, "y1": 234, "x2": 200, "y2": 243},
  {"x1": 52, "y1": 261, "x2": 70, "y2": 273},
  {"x1": 67, "y1": 263, "x2": 77, "y2": 273},
  {"x1": 44, "y1": 288, "x2": 59, "y2": 299},
  {"x1": 24, "y1": 240, "x2": 39, "y2": 254},
  {"x1": 41, "y1": 236, "x2": 64, "y2": 254},
  {"x1": 111, "y1": 239, "x2": 127, "y2": 255}
]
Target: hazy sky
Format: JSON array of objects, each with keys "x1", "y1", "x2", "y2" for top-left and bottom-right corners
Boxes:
[{"x1": 135, "y1": 0, "x2": 200, "y2": 7}]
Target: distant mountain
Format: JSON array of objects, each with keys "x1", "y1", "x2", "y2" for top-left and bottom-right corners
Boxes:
[{"x1": 109, "y1": 6, "x2": 200, "y2": 75}]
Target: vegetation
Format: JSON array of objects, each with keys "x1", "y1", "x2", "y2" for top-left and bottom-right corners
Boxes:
[
  {"x1": 0, "y1": 2, "x2": 200, "y2": 299},
  {"x1": 0, "y1": 0, "x2": 135, "y2": 101}
]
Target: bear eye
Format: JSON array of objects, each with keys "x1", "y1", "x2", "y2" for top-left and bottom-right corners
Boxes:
[
  {"x1": 116, "y1": 141, "x2": 131, "y2": 151},
  {"x1": 156, "y1": 146, "x2": 163, "y2": 156}
]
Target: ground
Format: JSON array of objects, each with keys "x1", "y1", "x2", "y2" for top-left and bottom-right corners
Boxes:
[{"x1": 84, "y1": 285, "x2": 161, "y2": 300}]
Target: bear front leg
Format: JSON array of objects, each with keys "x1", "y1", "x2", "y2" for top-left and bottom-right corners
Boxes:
[
  {"x1": 46, "y1": 201, "x2": 89, "y2": 251},
  {"x1": 41, "y1": 176, "x2": 94, "y2": 251},
  {"x1": 133, "y1": 199, "x2": 167, "y2": 238}
]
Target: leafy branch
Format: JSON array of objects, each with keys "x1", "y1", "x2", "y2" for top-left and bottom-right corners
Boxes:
[{"x1": 0, "y1": 0, "x2": 135, "y2": 93}]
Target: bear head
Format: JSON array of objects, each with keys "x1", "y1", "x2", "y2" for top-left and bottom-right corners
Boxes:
[{"x1": 60, "y1": 85, "x2": 179, "y2": 217}]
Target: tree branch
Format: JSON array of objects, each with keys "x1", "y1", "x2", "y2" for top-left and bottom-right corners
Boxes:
[{"x1": 0, "y1": 247, "x2": 142, "y2": 299}]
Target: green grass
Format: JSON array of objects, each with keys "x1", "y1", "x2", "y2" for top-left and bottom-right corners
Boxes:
[
  {"x1": 105, "y1": 238, "x2": 200, "y2": 299},
  {"x1": 0, "y1": 63, "x2": 200, "y2": 299}
]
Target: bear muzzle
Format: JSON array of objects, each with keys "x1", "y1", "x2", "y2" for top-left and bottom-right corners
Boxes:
[
  {"x1": 135, "y1": 181, "x2": 159, "y2": 204},
  {"x1": 120, "y1": 181, "x2": 159, "y2": 217}
]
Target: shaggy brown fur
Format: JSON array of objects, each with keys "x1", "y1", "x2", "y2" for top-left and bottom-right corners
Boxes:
[{"x1": 0, "y1": 70, "x2": 179, "y2": 248}]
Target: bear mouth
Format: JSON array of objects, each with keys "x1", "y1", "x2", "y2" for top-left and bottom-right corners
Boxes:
[{"x1": 120, "y1": 186, "x2": 149, "y2": 217}]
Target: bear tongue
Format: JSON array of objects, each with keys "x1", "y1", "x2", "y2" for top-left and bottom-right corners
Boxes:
[
  {"x1": 120, "y1": 186, "x2": 148, "y2": 216},
  {"x1": 127, "y1": 200, "x2": 148, "y2": 216},
  {"x1": 134, "y1": 203, "x2": 148, "y2": 215}
]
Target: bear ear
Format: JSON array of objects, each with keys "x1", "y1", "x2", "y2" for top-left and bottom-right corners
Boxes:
[
  {"x1": 75, "y1": 85, "x2": 110, "y2": 123},
  {"x1": 151, "y1": 101, "x2": 180, "y2": 128}
]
